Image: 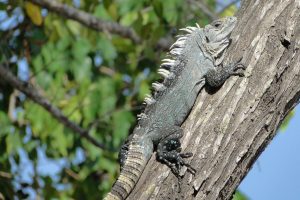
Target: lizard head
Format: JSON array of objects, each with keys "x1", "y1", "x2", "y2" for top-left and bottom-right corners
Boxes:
[{"x1": 203, "y1": 16, "x2": 237, "y2": 64}]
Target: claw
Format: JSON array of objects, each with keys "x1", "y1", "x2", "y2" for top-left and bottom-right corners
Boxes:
[
  {"x1": 180, "y1": 152, "x2": 193, "y2": 158},
  {"x1": 232, "y1": 57, "x2": 246, "y2": 71},
  {"x1": 234, "y1": 63, "x2": 246, "y2": 70},
  {"x1": 230, "y1": 57, "x2": 246, "y2": 77},
  {"x1": 183, "y1": 162, "x2": 196, "y2": 175},
  {"x1": 237, "y1": 56, "x2": 243, "y2": 62}
]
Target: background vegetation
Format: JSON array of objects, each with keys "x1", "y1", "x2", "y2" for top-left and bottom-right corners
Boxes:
[{"x1": 0, "y1": 0, "x2": 252, "y2": 199}]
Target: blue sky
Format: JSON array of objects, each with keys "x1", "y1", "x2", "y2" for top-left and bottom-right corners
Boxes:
[{"x1": 239, "y1": 105, "x2": 300, "y2": 200}]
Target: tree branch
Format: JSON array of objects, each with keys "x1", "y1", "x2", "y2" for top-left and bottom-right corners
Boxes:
[
  {"x1": 127, "y1": 0, "x2": 300, "y2": 199},
  {"x1": 0, "y1": 64, "x2": 108, "y2": 150},
  {"x1": 27, "y1": 0, "x2": 141, "y2": 43}
]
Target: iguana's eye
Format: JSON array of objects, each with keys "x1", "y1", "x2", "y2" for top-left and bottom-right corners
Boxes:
[{"x1": 213, "y1": 21, "x2": 221, "y2": 28}]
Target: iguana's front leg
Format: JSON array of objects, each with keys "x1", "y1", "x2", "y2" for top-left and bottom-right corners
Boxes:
[{"x1": 205, "y1": 59, "x2": 246, "y2": 87}]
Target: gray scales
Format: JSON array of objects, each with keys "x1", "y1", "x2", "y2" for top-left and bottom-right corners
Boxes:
[{"x1": 104, "y1": 16, "x2": 246, "y2": 200}]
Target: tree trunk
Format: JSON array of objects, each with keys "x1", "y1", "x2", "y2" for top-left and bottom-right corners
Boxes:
[{"x1": 127, "y1": 0, "x2": 300, "y2": 199}]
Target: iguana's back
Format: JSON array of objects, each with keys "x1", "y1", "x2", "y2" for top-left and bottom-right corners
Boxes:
[{"x1": 139, "y1": 28, "x2": 214, "y2": 142}]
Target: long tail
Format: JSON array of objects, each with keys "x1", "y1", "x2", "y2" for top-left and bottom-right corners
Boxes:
[{"x1": 104, "y1": 143, "x2": 152, "y2": 200}]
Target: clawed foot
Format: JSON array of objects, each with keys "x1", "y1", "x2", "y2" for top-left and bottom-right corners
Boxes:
[
  {"x1": 229, "y1": 57, "x2": 247, "y2": 77},
  {"x1": 156, "y1": 137, "x2": 196, "y2": 192},
  {"x1": 157, "y1": 149, "x2": 196, "y2": 176}
]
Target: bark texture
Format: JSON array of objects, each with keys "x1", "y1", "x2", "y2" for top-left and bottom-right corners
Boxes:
[{"x1": 127, "y1": 0, "x2": 300, "y2": 199}]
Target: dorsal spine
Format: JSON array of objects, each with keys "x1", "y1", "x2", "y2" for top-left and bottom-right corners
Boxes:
[{"x1": 136, "y1": 24, "x2": 199, "y2": 121}]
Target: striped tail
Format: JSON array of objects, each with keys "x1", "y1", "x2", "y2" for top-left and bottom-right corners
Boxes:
[{"x1": 104, "y1": 142, "x2": 153, "y2": 200}]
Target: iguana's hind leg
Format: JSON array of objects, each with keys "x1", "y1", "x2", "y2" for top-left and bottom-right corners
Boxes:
[
  {"x1": 156, "y1": 127, "x2": 196, "y2": 182},
  {"x1": 205, "y1": 58, "x2": 246, "y2": 87}
]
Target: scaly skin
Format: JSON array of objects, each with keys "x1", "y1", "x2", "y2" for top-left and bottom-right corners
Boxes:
[
  {"x1": 105, "y1": 139, "x2": 153, "y2": 199},
  {"x1": 104, "y1": 16, "x2": 245, "y2": 200}
]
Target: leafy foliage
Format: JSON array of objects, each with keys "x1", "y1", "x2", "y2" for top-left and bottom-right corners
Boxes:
[
  {"x1": 232, "y1": 190, "x2": 248, "y2": 200},
  {"x1": 0, "y1": 0, "x2": 241, "y2": 199}
]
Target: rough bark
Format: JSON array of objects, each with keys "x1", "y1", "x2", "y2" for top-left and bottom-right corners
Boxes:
[
  {"x1": 127, "y1": 0, "x2": 300, "y2": 199},
  {"x1": 28, "y1": 0, "x2": 141, "y2": 43}
]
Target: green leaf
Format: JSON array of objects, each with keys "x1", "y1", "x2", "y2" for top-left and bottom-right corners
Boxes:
[
  {"x1": 98, "y1": 78, "x2": 117, "y2": 115},
  {"x1": 82, "y1": 78, "x2": 117, "y2": 125},
  {"x1": 71, "y1": 57, "x2": 92, "y2": 82},
  {"x1": 25, "y1": 2, "x2": 43, "y2": 26},
  {"x1": 96, "y1": 37, "x2": 117, "y2": 64},
  {"x1": 96, "y1": 156, "x2": 117, "y2": 174},
  {"x1": 0, "y1": 2, "x2": 7, "y2": 10},
  {"x1": 66, "y1": 20, "x2": 82, "y2": 36},
  {"x1": 107, "y1": 3, "x2": 118, "y2": 21},
  {"x1": 51, "y1": 126, "x2": 74, "y2": 156},
  {"x1": 82, "y1": 135, "x2": 103, "y2": 162},
  {"x1": 232, "y1": 190, "x2": 248, "y2": 200},
  {"x1": 280, "y1": 110, "x2": 294, "y2": 132},
  {"x1": 112, "y1": 110, "x2": 134, "y2": 147},
  {"x1": 72, "y1": 38, "x2": 91, "y2": 59},
  {"x1": 24, "y1": 140, "x2": 39, "y2": 153},
  {"x1": 220, "y1": 4, "x2": 238, "y2": 17},
  {"x1": 120, "y1": 11, "x2": 138, "y2": 27},
  {"x1": 94, "y1": 4, "x2": 113, "y2": 21},
  {"x1": 0, "y1": 112, "x2": 12, "y2": 138},
  {"x1": 56, "y1": 36, "x2": 71, "y2": 51},
  {"x1": 52, "y1": 20, "x2": 69, "y2": 38},
  {"x1": 69, "y1": 38, "x2": 92, "y2": 81},
  {"x1": 112, "y1": 37, "x2": 134, "y2": 53},
  {"x1": 152, "y1": 0, "x2": 163, "y2": 19},
  {"x1": 138, "y1": 80, "x2": 151, "y2": 101},
  {"x1": 162, "y1": 0, "x2": 181, "y2": 25},
  {"x1": 118, "y1": 0, "x2": 144, "y2": 15},
  {"x1": 103, "y1": 0, "x2": 111, "y2": 9},
  {"x1": 6, "y1": 132, "x2": 22, "y2": 154}
]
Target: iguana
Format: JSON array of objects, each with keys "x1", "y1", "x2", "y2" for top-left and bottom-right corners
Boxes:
[{"x1": 104, "y1": 16, "x2": 245, "y2": 200}]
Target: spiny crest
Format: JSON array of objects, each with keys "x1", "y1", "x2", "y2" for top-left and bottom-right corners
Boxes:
[
  {"x1": 160, "y1": 59, "x2": 176, "y2": 69},
  {"x1": 152, "y1": 82, "x2": 166, "y2": 92},
  {"x1": 179, "y1": 26, "x2": 198, "y2": 34},
  {"x1": 137, "y1": 113, "x2": 147, "y2": 120},
  {"x1": 143, "y1": 94, "x2": 156, "y2": 105},
  {"x1": 158, "y1": 68, "x2": 172, "y2": 79},
  {"x1": 168, "y1": 35, "x2": 188, "y2": 57},
  {"x1": 140, "y1": 23, "x2": 200, "y2": 109}
]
